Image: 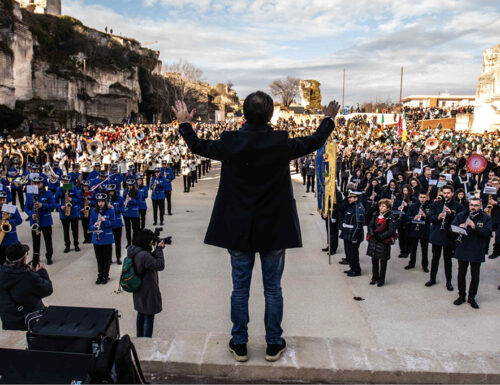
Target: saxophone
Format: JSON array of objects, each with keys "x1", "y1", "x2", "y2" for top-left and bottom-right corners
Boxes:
[
  {"x1": 83, "y1": 198, "x2": 91, "y2": 218},
  {"x1": 486, "y1": 195, "x2": 494, "y2": 216},
  {"x1": 64, "y1": 190, "x2": 72, "y2": 217},
  {"x1": 0, "y1": 210, "x2": 12, "y2": 246}
]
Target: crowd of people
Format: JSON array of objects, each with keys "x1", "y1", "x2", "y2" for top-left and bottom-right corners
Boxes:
[{"x1": 0, "y1": 106, "x2": 498, "y2": 339}]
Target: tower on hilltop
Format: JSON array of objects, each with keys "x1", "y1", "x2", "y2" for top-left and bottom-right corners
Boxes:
[{"x1": 15, "y1": 0, "x2": 62, "y2": 15}]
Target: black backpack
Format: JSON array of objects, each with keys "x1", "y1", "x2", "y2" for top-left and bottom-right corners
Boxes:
[{"x1": 90, "y1": 335, "x2": 149, "y2": 384}]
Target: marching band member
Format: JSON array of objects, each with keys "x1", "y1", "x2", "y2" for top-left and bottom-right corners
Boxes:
[
  {"x1": 136, "y1": 173, "x2": 148, "y2": 230},
  {"x1": 367, "y1": 198, "x2": 397, "y2": 286},
  {"x1": 161, "y1": 160, "x2": 175, "y2": 216},
  {"x1": 393, "y1": 185, "x2": 413, "y2": 259},
  {"x1": 425, "y1": 184, "x2": 464, "y2": 290},
  {"x1": 150, "y1": 168, "x2": 166, "y2": 226},
  {"x1": 79, "y1": 180, "x2": 93, "y2": 244},
  {"x1": 47, "y1": 160, "x2": 62, "y2": 197},
  {"x1": 54, "y1": 175, "x2": 82, "y2": 253},
  {"x1": 89, "y1": 192, "x2": 115, "y2": 284},
  {"x1": 8, "y1": 158, "x2": 26, "y2": 211},
  {"x1": 451, "y1": 197, "x2": 492, "y2": 309},
  {"x1": 87, "y1": 162, "x2": 101, "y2": 181},
  {"x1": 105, "y1": 184, "x2": 124, "y2": 265},
  {"x1": 182, "y1": 159, "x2": 191, "y2": 193},
  {"x1": 406, "y1": 192, "x2": 431, "y2": 271},
  {"x1": 123, "y1": 179, "x2": 141, "y2": 247},
  {"x1": 0, "y1": 191, "x2": 23, "y2": 265},
  {"x1": 25, "y1": 176, "x2": 56, "y2": 265},
  {"x1": 68, "y1": 163, "x2": 81, "y2": 185},
  {"x1": 339, "y1": 190, "x2": 365, "y2": 277},
  {"x1": 109, "y1": 164, "x2": 123, "y2": 194}
]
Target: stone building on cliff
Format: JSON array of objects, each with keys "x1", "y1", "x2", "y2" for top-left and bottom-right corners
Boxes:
[
  {"x1": 472, "y1": 44, "x2": 500, "y2": 133},
  {"x1": 14, "y1": 0, "x2": 61, "y2": 15}
]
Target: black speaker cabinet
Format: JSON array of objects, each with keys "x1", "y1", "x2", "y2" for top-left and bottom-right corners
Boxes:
[
  {"x1": 27, "y1": 306, "x2": 120, "y2": 355},
  {"x1": 0, "y1": 348, "x2": 93, "y2": 384}
]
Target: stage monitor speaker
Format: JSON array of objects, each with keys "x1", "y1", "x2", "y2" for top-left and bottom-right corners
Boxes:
[
  {"x1": 0, "y1": 348, "x2": 92, "y2": 384},
  {"x1": 27, "y1": 305, "x2": 120, "y2": 355}
]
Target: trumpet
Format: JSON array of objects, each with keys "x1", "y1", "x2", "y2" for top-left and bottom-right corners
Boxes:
[{"x1": 0, "y1": 210, "x2": 12, "y2": 246}]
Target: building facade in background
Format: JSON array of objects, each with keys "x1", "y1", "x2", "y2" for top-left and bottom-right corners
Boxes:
[{"x1": 402, "y1": 95, "x2": 475, "y2": 108}]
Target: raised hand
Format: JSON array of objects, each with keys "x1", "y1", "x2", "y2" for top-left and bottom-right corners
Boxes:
[
  {"x1": 323, "y1": 100, "x2": 341, "y2": 119},
  {"x1": 171, "y1": 100, "x2": 196, "y2": 123}
]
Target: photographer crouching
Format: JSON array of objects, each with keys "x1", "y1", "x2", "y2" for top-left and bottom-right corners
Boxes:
[
  {"x1": 0, "y1": 243, "x2": 53, "y2": 330},
  {"x1": 127, "y1": 228, "x2": 168, "y2": 338}
]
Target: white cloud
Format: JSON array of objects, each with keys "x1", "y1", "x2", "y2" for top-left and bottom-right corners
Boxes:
[{"x1": 62, "y1": 0, "x2": 499, "y2": 104}]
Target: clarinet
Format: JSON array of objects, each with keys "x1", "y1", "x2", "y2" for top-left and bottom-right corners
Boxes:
[
  {"x1": 95, "y1": 206, "x2": 103, "y2": 241},
  {"x1": 440, "y1": 201, "x2": 448, "y2": 230},
  {"x1": 415, "y1": 203, "x2": 422, "y2": 231}
]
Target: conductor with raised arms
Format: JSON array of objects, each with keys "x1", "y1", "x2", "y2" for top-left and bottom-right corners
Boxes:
[{"x1": 172, "y1": 93, "x2": 340, "y2": 362}]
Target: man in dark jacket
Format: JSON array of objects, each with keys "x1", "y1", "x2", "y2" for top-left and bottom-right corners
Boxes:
[
  {"x1": 0, "y1": 243, "x2": 53, "y2": 330},
  {"x1": 172, "y1": 94, "x2": 340, "y2": 363},
  {"x1": 451, "y1": 197, "x2": 492, "y2": 309}
]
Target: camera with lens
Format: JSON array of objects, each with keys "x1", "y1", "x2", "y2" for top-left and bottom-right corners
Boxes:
[{"x1": 154, "y1": 227, "x2": 172, "y2": 245}]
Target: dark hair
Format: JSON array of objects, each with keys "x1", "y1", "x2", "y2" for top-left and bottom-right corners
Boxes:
[
  {"x1": 133, "y1": 229, "x2": 156, "y2": 251},
  {"x1": 243, "y1": 91, "x2": 274, "y2": 125},
  {"x1": 442, "y1": 184, "x2": 454, "y2": 193}
]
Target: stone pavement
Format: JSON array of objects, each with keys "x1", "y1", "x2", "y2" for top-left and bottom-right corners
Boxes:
[{"x1": 2, "y1": 161, "x2": 500, "y2": 382}]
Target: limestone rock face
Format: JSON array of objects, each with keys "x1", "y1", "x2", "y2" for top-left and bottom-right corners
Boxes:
[{"x1": 472, "y1": 44, "x2": 500, "y2": 132}]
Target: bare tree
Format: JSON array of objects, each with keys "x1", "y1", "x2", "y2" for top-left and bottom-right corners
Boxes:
[
  {"x1": 269, "y1": 77, "x2": 300, "y2": 107},
  {"x1": 164, "y1": 59, "x2": 203, "y2": 82}
]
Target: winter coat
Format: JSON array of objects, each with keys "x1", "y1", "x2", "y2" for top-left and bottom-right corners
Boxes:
[
  {"x1": 130, "y1": 245, "x2": 165, "y2": 315},
  {"x1": 0, "y1": 264, "x2": 53, "y2": 330},
  {"x1": 366, "y1": 212, "x2": 397, "y2": 260}
]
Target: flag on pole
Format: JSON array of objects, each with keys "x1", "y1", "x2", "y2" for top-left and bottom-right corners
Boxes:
[
  {"x1": 402, "y1": 111, "x2": 408, "y2": 143},
  {"x1": 398, "y1": 114, "x2": 402, "y2": 137},
  {"x1": 380, "y1": 114, "x2": 385, "y2": 131}
]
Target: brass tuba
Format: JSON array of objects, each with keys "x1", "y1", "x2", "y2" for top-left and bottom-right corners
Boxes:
[
  {"x1": 425, "y1": 137, "x2": 439, "y2": 151},
  {"x1": 10, "y1": 149, "x2": 24, "y2": 167},
  {"x1": 87, "y1": 141, "x2": 102, "y2": 157}
]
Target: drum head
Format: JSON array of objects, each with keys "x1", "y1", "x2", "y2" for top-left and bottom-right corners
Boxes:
[{"x1": 466, "y1": 154, "x2": 487, "y2": 174}]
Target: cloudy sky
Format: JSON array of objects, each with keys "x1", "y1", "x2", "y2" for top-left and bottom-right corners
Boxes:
[{"x1": 62, "y1": 0, "x2": 500, "y2": 105}]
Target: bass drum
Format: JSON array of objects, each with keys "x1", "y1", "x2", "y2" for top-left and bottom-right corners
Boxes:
[{"x1": 466, "y1": 154, "x2": 487, "y2": 174}]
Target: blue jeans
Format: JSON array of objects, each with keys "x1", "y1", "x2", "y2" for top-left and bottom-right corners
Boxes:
[
  {"x1": 228, "y1": 249, "x2": 285, "y2": 345},
  {"x1": 136, "y1": 313, "x2": 155, "y2": 338}
]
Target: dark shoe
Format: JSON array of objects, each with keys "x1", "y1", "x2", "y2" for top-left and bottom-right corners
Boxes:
[
  {"x1": 322, "y1": 247, "x2": 329, "y2": 252},
  {"x1": 468, "y1": 298, "x2": 479, "y2": 309},
  {"x1": 265, "y1": 338, "x2": 286, "y2": 362},
  {"x1": 369, "y1": 279, "x2": 377, "y2": 285},
  {"x1": 425, "y1": 279, "x2": 436, "y2": 287},
  {"x1": 344, "y1": 270, "x2": 352, "y2": 274},
  {"x1": 63, "y1": 246, "x2": 70, "y2": 253},
  {"x1": 153, "y1": 221, "x2": 157, "y2": 226},
  {"x1": 398, "y1": 254, "x2": 407, "y2": 258},
  {"x1": 96, "y1": 277, "x2": 103, "y2": 284},
  {"x1": 423, "y1": 267, "x2": 429, "y2": 273},
  {"x1": 117, "y1": 258, "x2": 122, "y2": 265},
  {"x1": 102, "y1": 277, "x2": 109, "y2": 284},
  {"x1": 488, "y1": 254, "x2": 499, "y2": 259},
  {"x1": 446, "y1": 283, "x2": 454, "y2": 291},
  {"x1": 453, "y1": 296, "x2": 466, "y2": 305},
  {"x1": 339, "y1": 259, "x2": 349, "y2": 265},
  {"x1": 168, "y1": 212, "x2": 172, "y2": 216},
  {"x1": 74, "y1": 246, "x2": 80, "y2": 252},
  {"x1": 347, "y1": 271, "x2": 361, "y2": 277},
  {"x1": 404, "y1": 264, "x2": 415, "y2": 270},
  {"x1": 229, "y1": 339, "x2": 248, "y2": 362},
  {"x1": 160, "y1": 222, "x2": 164, "y2": 226},
  {"x1": 377, "y1": 281, "x2": 385, "y2": 287},
  {"x1": 46, "y1": 258, "x2": 53, "y2": 265}
]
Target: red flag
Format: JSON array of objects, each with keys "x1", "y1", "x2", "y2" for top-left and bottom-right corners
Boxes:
[{"x1": 398, "y1": 114, "x2": 402, "y2": 137}]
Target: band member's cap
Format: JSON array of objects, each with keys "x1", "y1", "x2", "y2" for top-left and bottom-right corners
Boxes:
[
  {"x1": 126, "y1": 179, "x2": 136, "y2": 185},
  {"x1": 12, "y1": 158, "x2": 20, "y2": 164},
  {"x1": 32, "y1": 176, "x2": 44, "y2": 183},
  {"x1": 136, "y1": 173, "x2": 144, "y2": 179},
  {"x1": 110, "y1": 164, "x2": 118, "y2": 171},
  {"x1": 0, "y1": 191, "x2": 7, "y2": 199},
  {"x1": 93, "y1": 162, "x2": 100, "y2": 167},
  {"x1": 348, "y1": 190, "x2": 362, "y2": 197},
  {"x1": 82, "y1": 180, "x2": 91, "y2": 186},
  {"x1": 128, "y1": 165, "x2": 136, "y2": 170},
  {"x1": 161, "y1": 160, "x2": 167, "y2": 164},
  {"x1": 6, "y1": 243, "x2": 30, "y2": 263},
  {"x1": 105, "y1": 184, "x2": 116, "y2": 191},
  {"x1": 73, "y1": 163, "x2": 80, "y2": 168},
  {"x1": 154, "y1": 167, "x2": 161, "y2": 172},
  {"x1": 96, "y1": 193, "x2": 108, "y2": 201},
  {"x1": 31, "y1": 163, "x2": 40, "y2": 170},
  {"x1": 61, "y1": 175, "x2": 71, "y2": 182},
  {"x1": 99, "y1": 170, "x2": 108, "y2": 177}
]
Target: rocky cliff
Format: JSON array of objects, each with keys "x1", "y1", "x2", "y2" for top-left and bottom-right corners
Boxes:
[
  {"x1": 0, "y1": 0, "x2": 164, "y2": 130},
  {"x1": 472, "y1": 44, "x2": 500, "y2": 133}
]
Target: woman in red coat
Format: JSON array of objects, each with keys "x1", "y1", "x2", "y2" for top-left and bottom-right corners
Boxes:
[{"x1": 367, "y1": 198, "x2": 397, "y2": 287}]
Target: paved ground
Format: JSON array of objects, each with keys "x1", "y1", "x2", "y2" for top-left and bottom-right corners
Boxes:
[{"x1": 9, "y1": 161, "x2": 500, "y2": 352}]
